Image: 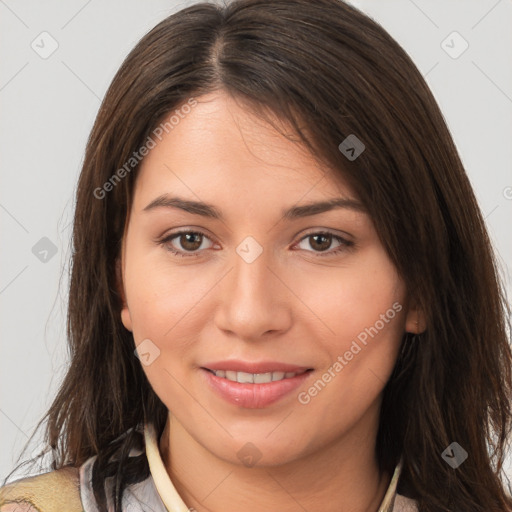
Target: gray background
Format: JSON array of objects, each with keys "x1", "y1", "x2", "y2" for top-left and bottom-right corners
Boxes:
[{"x1": 1, "y1": 0, "x2": 511, "y2": 484}]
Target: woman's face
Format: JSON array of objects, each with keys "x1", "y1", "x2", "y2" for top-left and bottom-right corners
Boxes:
[{"x1": 118, "y1": 90, "x2": 418, "y2": 466}]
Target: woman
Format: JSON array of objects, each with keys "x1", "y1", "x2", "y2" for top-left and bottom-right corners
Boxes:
[{"x1": 1, "y1": 0, "x2": 511, "y2": 511}]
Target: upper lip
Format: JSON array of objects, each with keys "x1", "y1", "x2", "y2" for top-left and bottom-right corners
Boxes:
[{"x1": 201, "y1": 360, "x2": 312, "y2": 374}]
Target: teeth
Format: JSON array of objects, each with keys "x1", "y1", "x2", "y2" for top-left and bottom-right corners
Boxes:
[
  {"x1": 237, "y1": 371, "x2": 254, "y2": 383},
  {"x1": 212, "y1": 370, "x2": 300, "y2": 383},
  {"x1": 254, "y1": 372, "x2": 272, "y2": 383},
  {"x1": 225, "y1": 370, "x2": 237, "y2": 381}
]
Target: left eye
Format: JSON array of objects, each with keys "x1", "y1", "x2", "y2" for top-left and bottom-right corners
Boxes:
[{"x1": 295, "y1": 232, "x2": 352, "y2": 255}]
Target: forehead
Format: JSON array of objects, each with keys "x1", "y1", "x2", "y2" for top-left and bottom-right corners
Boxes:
[{"x1": 132, "y1": 90, "x2": 356, "y2": 213}]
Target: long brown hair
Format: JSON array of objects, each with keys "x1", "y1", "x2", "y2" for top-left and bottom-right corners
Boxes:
[{"x1": 4, "y1": 0, "x2": 512, "y2": 510}]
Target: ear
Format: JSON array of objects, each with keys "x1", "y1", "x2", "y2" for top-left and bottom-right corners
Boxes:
[
  {"x1": 404, "y1": 299, "x2": 427, "y2": 334},
  {"x1": 116, "y1": 258, "x2": 133, "y2": 332}
]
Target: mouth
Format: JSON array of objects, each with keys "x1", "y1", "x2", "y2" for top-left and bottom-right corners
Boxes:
[
  {"x1": 199, "y1": 362, "x2": 314, "y2": 408},
  {"x1": 202, "y1": 368, "x2": 312, "y2": 384}
]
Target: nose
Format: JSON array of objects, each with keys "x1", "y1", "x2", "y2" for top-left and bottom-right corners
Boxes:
[{"x1": 213, "y1": 242, "x2": 293, "y2": 341}]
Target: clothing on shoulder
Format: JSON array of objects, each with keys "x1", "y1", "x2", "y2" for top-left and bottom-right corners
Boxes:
[{"x1": 0, "y1": 466, "x2": 83, "y2": 512}]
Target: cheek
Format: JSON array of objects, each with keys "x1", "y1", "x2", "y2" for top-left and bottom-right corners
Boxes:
[
  {"x1": 124, "y1": 247, "x2": 212, "y2": 343},
  {"x1": 123, "y1": 252, "x2": 207, "y2": 412},
  {"x1": 298, "y1": 247, "x2": 405, "y2": 346},
  {"x1": 294, "y1": 246, "x2": 406, "y2": 405},
  {"x1": 295, "y1": 250, "x2": 406, "y2": 423}
]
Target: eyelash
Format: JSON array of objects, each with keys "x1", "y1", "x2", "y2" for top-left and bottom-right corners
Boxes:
[{"x1": 156, "y1": 229, "x2": 354, "y2": 258}]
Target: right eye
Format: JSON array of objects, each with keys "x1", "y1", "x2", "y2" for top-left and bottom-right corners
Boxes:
[{"x1": 157, "y1": 230, "x2": 215, "y2": 257}]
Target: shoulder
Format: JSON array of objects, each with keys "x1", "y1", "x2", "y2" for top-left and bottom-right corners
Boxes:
[{"x1": 0, "y1": 466, "x2": 83, "y2": 512}]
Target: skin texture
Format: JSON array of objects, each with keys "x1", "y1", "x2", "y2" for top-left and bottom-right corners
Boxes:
[{"x1": 118, "y1": 90, "x2": 424, "y2": 512}]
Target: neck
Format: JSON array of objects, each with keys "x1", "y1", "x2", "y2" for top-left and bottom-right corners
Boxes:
[{"x1": 158, "y1": 410, "x2": 392, "y2": 512}]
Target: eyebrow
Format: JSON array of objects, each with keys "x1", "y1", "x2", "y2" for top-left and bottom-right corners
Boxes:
[{"x1": 142, "y1": 194, "x2": 366, "y2": 220}]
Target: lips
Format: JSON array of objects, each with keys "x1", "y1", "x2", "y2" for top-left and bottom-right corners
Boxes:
[{"x1": 200, "y1": 360, "x2": 313, "y2": 408}]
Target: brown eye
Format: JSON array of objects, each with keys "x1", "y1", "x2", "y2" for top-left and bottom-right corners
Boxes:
[
  {"x1": 158, "y1": 230, "x2": 214, "y2": 257},
  {"x1": 308, "y1": 233, "x2": 332, "y2": 252},
  {"x1": 295, "y1": 231, "x2": 353, "y2": 257},
  {"x1": 179, "y1": 232, "x2": 203, "y2": 251}
]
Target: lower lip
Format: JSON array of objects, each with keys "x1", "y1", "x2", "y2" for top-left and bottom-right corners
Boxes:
[{"x1": 201, "y1": 369, "x2": 312, "y2": 409}]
